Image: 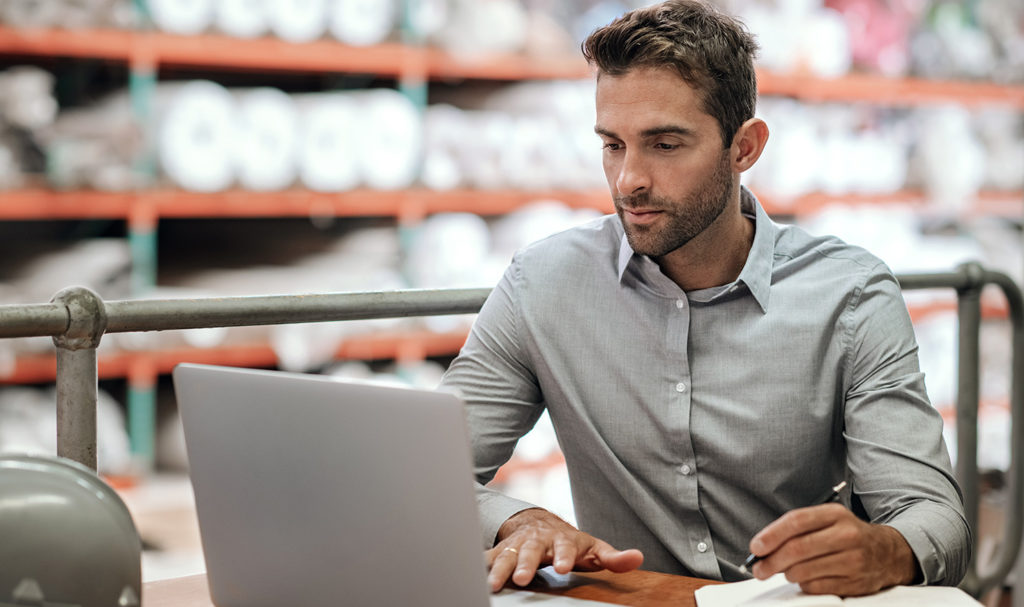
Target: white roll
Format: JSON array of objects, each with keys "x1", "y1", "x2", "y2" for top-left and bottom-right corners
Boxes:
[
  {"x1": 296, "y1": 92, "x2": 361, "y2": 191},
  {"x1": 433, "y1": 0, "x2": 528, "y2": 56},
  {"x1": 233, "y1": 87, "x2": 299, "y2": 191},
  {"x1": 352, "y1": 89, "x2": 422, "y2": 190},
  {"x1": 266, "y1": 0, "x2": 328, "y2": 43},
  {"x1": 215, "y1": 0, "x2": 268, "y2": 38},
  {"x1": 327, "y1": 0, "x2": 396, "y2": 46},
  {"x1": 158, "y1": 80, "x2": 236, "y2": 192},
  {"x1": 422, "y1": 103, "x2": 466, "y2": 190},
  {"x1": 0, "y1": 0, "x2": 63, "y2": 28},
  {"x1": 148, "y1": 0, "x2": 214, "y2": 35},
  {"x1": 798, "y1": 8, "x2": 852, "y2": 78}
]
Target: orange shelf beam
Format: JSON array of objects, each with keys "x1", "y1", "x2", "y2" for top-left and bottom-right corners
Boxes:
[
  {"x1": 2, "y1": 26, "x2": 1023, "y2": 105},
  {"x1": 757, "y1": 189, "x2": 1023, "y2": 217},
  {"x1": 1, "y1": 188, "x2": 1019, "y2": 222},
  {"x1": 0, "y1": 187, "x2": 615, "y2": 221},
  {"x1": 0, "y1": 329, "x2": 469, "y2": 384},
  {"x1": 758, "y1": 70, "x2": 1024, "y2": 109},
  {"x1": 0, "y1": 27, "x2": 587, "y2": 80}
]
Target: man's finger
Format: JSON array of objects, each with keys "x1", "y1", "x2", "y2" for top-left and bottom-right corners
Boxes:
[
  {"x1": 773, "y1": 548, "x2": 856, "y2": 585},
  {"x1": 551, "y1": 537, "x2": 580, "y2": 574},
  {"x1": 511, "y1": 540, "x2": 548, "y2": 587},
  {"x1": 750, "y1": 503, "x2": 847, "y2": 556},
  {"x1": 487, "y1": 546, "x2": 521, "y2": 592},
  {"x1": 595, "y1": 547, "x2": 645, "y2": 573}
]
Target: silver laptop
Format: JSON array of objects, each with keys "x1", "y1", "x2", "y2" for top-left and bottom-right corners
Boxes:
[{"x1": 173, "y1": 363, "x2": 494, "y2": 607}]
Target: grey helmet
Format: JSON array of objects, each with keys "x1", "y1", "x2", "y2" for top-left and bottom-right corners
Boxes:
[{"x1": 0, "y1": 454, "x2": 141, "y2": 607}]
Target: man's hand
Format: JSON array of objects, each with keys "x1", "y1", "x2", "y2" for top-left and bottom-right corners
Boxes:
[
  {"x1": 748, "y1": 503, "x2": 920, "y2": 596},
  {"x1": 485, "y1": 508, "x2": 644, "y2": 592}
]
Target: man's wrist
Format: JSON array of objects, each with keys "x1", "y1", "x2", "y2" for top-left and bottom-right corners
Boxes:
[
  {"x1": 496, "y1": 508, "x2": 550, "y2": 543},
  {"x1": 881, "y1": 525, "x2": 922, "y2": 586}
]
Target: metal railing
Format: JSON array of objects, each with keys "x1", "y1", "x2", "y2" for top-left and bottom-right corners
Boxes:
[{"x1": 0, "y1": 262, "x2": 1019, "y2": 597}]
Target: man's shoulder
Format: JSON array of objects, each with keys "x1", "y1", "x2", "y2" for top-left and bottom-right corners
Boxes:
[
  {"x1": 774, "y1": 222, "x2": 890, "y2": 278},
  {"x1": 513, "y1": 214, "x2": 622, "y2": 269}
]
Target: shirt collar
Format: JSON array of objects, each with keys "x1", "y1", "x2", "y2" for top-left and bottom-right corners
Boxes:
[{"x1": 616, "y1": 186, "x2": 774, "y2": 313}]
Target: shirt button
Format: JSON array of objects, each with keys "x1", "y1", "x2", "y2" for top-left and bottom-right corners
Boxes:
[
  {"x1": 680, "y1": 464, "x2": 692, "y2": 475},
  {"x1": 675, "y1": 299, "x2": 684, "y2": 309},
  {"x1": 697, "y1": 542, "x2": 708, "y2": 553},
  {"x1": 675, "y1": 382, "x2": 686, "y2": 392}
]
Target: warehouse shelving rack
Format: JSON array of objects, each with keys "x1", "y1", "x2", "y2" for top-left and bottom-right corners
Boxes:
[{"x1": 0, "y1": 22, "x2": 1021, "y2": 467}]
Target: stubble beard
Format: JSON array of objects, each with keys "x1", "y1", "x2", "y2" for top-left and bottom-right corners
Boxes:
[{"x1": 615, "y1": 151, "x2": 734, "y2": 258}]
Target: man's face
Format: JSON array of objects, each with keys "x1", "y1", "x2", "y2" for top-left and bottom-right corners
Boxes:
[{"x1": 595, "y1": 67, "x2": 735, "y2": 259}]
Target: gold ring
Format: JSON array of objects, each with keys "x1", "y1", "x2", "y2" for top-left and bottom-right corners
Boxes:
[{"x1": 503, "y1": 547, "x2": 519, "y2": 555}]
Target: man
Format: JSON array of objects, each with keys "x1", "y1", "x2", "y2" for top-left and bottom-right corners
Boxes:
[{"x1": 439, "y1": 0, "x2": 970, "y2": 597}]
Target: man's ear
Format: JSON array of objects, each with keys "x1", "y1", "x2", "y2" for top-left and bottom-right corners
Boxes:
[{"x1": 730, "y1": 117, "x2": 769, "y2": 172}]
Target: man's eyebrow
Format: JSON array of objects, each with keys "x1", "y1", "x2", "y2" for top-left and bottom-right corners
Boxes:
[
  {"x1": 640, "y1": 125, "x2": 696, "y2": 138},
  {"x1": 593, "y1": 125, "x2": 697, "y2": 138}
]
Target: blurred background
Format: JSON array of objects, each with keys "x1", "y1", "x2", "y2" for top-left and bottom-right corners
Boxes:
[{"x1": 0, "y1": 0, "x2": 1020, "y2": 598}]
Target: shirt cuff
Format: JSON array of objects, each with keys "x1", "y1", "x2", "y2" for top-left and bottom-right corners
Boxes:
[
  {"x1": 476, "y1": 483, "x2": 541, "y2": 548},
  {"x1": 884, "y1": 502, "x2": 971, "y2": 586}
]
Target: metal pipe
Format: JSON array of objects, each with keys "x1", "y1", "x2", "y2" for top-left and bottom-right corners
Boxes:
[
  {"x1": 977, "y1": 269, "x2": 1024, "y2": 599},
  {"x1": 954, "y1": 267, "x2": 984, "y2": 595},
  {"x1": 50, "y1": 287, "x2": 107, "y2": 471},
  {"x1": 0, "y1": 302, "x2": 69, "y2": 338},
  {"x1": 103, "y1": 288, "x2": 492, "y2": 333},
  {"x1": 55, "y1": 347, "x2": 97, "y2": 470}
]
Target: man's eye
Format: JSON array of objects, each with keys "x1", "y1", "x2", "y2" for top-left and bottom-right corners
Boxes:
[
  {"x1": 602, "y1": 142, "x2": 622, "y2": 151},
  {"x1": 654, "y1": 142, "x2": 678, "y2": 150}
]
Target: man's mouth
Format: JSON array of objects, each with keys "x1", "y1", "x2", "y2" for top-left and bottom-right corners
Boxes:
[{"x1": 621, "y1": 208, "x2": 663, "y2": 225}]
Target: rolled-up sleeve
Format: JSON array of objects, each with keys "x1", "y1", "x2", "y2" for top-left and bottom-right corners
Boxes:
[{"x1": 843, "y1": 264, "x2": 971, "y2": 585}]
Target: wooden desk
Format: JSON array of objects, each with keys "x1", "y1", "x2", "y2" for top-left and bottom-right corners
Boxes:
[{"x1": 143, "y1": 568, "x2": 722, "y2": 607}]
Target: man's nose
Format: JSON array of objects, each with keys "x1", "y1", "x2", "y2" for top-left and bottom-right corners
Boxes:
[{"x1": 615, "y1": 150, "x2": 650, "y2": 195}]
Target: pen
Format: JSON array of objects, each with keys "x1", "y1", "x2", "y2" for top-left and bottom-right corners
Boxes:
[{"x1": 738, "y1": 480, "x2": 847, "y2": 574}]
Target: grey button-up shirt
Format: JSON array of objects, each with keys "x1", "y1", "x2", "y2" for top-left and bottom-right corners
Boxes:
[{"x1": 441, "y1": 188, "x2": 970, "y2": 585}]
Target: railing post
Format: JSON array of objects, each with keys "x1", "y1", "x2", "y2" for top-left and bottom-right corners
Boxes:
[
  {"x1": 50, "y1": 287, "x2": 108, "y2": 471},
  {"x1": 954, "y1": 262, "x2": 985, "y2": 595}
]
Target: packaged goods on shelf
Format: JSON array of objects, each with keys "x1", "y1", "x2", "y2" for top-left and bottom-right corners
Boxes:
[
  {"x1": 0, "y1": 0, "x2": 134, "y2": 29},
  {"x1": 0, "y1": 66, "x2": 55, "y2": 189},
  {"x1": 745, "y1": 99, "x2": 911, "y2": 202},
  {"x1": 157, "y1": 80, "x2": 236, "y2": 192},
  {"x1": 147, "y1": 0, "x2": 215, "y2": 35},
  {"x1": 265, "y1": 0, "x2": 328, "y2": 43},
  {"x1": 40, "y1": 90, "x2": 143, "y2": 191},
  {"x1": 430, "y1": 0, "x2": 528, "y2": 56},
  {"x1": 295, "y1": 92, "x2": 362, "y2": 192},
  {"x1": 326, "y1": 0, "x2": 397, "y2": 46},
  {"x1": 350, "y1": 88, "x2": 422, "y2": 190},
  {"x1": 0, "y1": 66, "x2": 57, "y2": 133},
  {"x1": 423, "y1": 79, "x2": 603, "y2": 191},
  {"x1": 297, "y1": 88, "x2": 421, "y2": 192},
  {"x1": 913, "y1": 105, "x2": 988, "y2": 212},
  {"x1": 148, "y1": 0, "x2": 396, "y2": 43},
  {"x1": 214, "y1": 0, "x2": 267, "y2": 38},
  {"x1": 233, "y1": 88, "x2": 300, "y2": 191},
  {"x1": 909, "y1": 0, "x2": 1023, "y2": 83},
  {"x1": 0, "y1": 385, "x2": 132, "y2": 475},
  {"x1": 740, "y1": 2, "x2": 852, "y2": 77},
  {"x1": 149, "y1": 83, "x2": 421, "y2": 192},
  {"x1": 745, "y1": 98, "x2": 1022, "y2": 210}
]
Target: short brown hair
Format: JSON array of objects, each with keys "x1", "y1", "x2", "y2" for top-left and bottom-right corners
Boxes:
[{"x1": 582, "y1": 0, "x2": 759, "y2": 148}]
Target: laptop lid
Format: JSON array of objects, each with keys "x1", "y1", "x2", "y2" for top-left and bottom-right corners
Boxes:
[{"x1": 172, "y1": 363, "x2": 492, "y2": 607}]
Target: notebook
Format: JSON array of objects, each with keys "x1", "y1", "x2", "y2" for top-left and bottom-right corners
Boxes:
[
  {"x1": 694, "y1": 572, "x2": 982, "y2": 606},
  {"x1": 173, "y1": 363, "x2": 611, "y2": 607}
]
